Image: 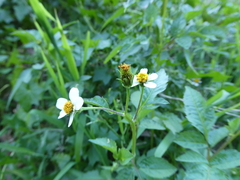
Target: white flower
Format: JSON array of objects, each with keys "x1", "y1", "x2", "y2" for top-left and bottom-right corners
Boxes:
[
  {"x1": 56, "y1": 87, "x2": 84, "y2": 127},
  {"x1": 189, "y1": 78, "x2": 202, "y2": 87},
  {"x1": 131, "y1": 68, "x2": 158, "y2": 88}
]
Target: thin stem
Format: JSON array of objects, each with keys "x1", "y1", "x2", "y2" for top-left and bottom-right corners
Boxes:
[
  {"x1": 216, "y1": 102, "x2": 240, "y2": 117},
  {"x1": 81, "y1": 107, "x2": 124, "y2": 116},
  {"x1": 133, "y1": 86, "x2": 145, "y2": 121},
  {"x1": 210, "y1": 130, "x2": 240, "y2": 160},
  {"x1": 131, "y1": 122, "x2": 137, "y2": 156},
  {"x1": 125, "y1": 88, "x2": 130, "y2": 114}
]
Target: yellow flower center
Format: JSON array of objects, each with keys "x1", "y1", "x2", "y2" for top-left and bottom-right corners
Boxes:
[
  {"x1": 193, "y1": 78, "x2": 201, "y2": 83},
  {"x1": 63, "y1": 101, "x2": 74, "y2": 114},
  {"x1": 136, "y1": 72, "x2": 148, "y2": 83}
]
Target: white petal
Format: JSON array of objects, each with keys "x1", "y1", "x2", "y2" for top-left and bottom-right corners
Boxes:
[
  {"x1": 144, "y1": 82, "x2": 157, "y2": 88},
  {"x1": 148, "y1": 73, "x2": 158, "y2": 81},
  {"x1": 68, "y1": 113, "x2": 74, "y2": 127},
  {"x1": 58, "y1": 110, "x2": 67, "y2": 119},
  {"x1": 131, "y1": 76, "x2": 140, "y2": 87},
  {"x1": 140, "y1": 68, "x2": 148, "y2": 74},
  {"x1": 73, "y1": 97, "x2": 84, "y2": 110},
  {"x1": 56, "y1": 98, "x2": 68, "y2": 110},
  {"x1": 69, "y1": 88, "x2": 79, "y2": 101}
]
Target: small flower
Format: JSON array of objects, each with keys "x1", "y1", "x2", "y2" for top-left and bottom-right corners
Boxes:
[
  {"x1": 190, "y1": 78, "x2": 202, "y2": 86},
  {"x1": 56, "y1": 87, "x2": 84, "y2": 127},
  {"x1": 118, "y1": 63, "x2": 134, "y2": 88},
  {"x1": 131, "y1": 68, "x2": 158, "y2": 88}
]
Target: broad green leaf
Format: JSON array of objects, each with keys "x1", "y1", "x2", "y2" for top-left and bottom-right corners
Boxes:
[
  {"x1": 226, "y1": 117, "x2": 240, "y2": 135},
  {"x1": 176, "y1": 35, "x2": 192, "y2": 49},
  {"x1": 184, "y1": 50, "x2": 198, "y2": 75},
  {"x1": 103, "y1": 45, "x2": 122, "y2": 64},
  {"x1": 116, "y1": 167, "x2": 134, "y2": 180},
  {"x1": 74, "y1": 114, "x2": 86, "y2": 163},
  {"x1": 138, "y1": 156, "x2": 177, "y2": 179},
  {"x1": 154, "y1": 131, "x2": 175, "y2": 158},
  {"x1": 220, "y1": 13, "x2": 240, "y2": 26},
  {"x1": 0, "y1": 143, "x2": 42, "y2": 156},
  {"x1": 11, "y1": 30, "x2": 37, "y2": 44},
  {"x1": 84, "y1": 96, "x2": 109, "y2": 108},
  {"x1": 174, "y1": 131, "x2": 207, "y2": 149},
  {"x1": 142, "y1": 69, "x2": 168, "y2": 106},
  {"x1": 170, "y1": 15, "x2": 186, "y2": 36},
  {"x1": 184, "y1": 164, "x2": 231, "y2": 180},
  {"x1": 160, "y1": 113, "x2": 183, "y2": 134},
  {"x1": 7, "y1": 68, "x2": 32, "y2": 108},
  {"x1": 75, "y1": 170, "x2": 106, "y2": 180},
  {"x1": 206, "y1": 90, "x2": 230, "y2": 106},
  {"x1": 210, "y1": 149, "x2": 240, "y2": 169},
  {"x1": 184, "y1": 86, "x2": 217, "y2": 136},
  {"x1": 53, "y1": 162, "x2": 75, "y2": 180},
  {"x1": 89, "y1": 138, "x2": 117, "y2": 154},
  {"x1": 117, "y1": 148, "x2": 134, "y2": 165},
  {"x1": 176, "y1": 150, "x2": 208, "y2": 163},
  {"x1": 208, "y1": 127, "x2": 229, "y2": 147},
  {"x1": 130, "y1": 90, "x2": 141, "y2": 108},
  {"x1": 185, "y1": 10, "x2": 201, "y2": 21},
  {"x1": 139, "y1": 117, "x2": 165, "y2": 130},
  {"x1": 143, "y1": 4, "x2": 158, "y2": 26},
  {"x1": 101, "y1": 7, "x2": 124, "y2": 29}
]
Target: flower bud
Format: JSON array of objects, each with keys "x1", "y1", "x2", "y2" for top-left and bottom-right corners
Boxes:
[{"x1": 118, "y1": 63, "x2": 133, "y2": 88}]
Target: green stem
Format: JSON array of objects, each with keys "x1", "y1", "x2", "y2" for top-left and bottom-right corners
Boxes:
[
  {"x1": 133, "y1": 86, "x2": 145, "y2": 122},
  {"x1": 210, "y1": 130, "x2": 240, "y2": 160},
  {"x1": 81, "y1": 107, "x2": 124, "y2": 116},
  {"x1": 216, "y1": 102, "x2": 240, "y2": 117},
  {"x1": 131, "y1": 122, "x2": 137, "y2": 156},
  {"x1": 125, "y1": 88, "x2": 130, "y2": 114}
]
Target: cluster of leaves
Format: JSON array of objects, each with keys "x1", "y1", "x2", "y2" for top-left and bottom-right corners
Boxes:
[{"x1": 1, "y1": 0, "x2": 240, "y2": 179}]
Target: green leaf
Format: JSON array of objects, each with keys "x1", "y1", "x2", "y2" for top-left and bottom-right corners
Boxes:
[
  {"x1": 206, "y1": 90, "x2": 230, "y2": 106},
  {"x1": 154, "y1": 132, "x2": 175, "y2": 158},
  {"x1": 176, "y1": 150, "x2": 208, "y2": 163},
  {"x1": 161, "y1": 113, "x2": 183, "y2": 134},
  {"x1": 170, "y1": 15, "x2": 186, "y2": 36},
  {"x1": 117, "y1": 148, "x2": 134, "y2": 165},
  {"x1": 103, "y1": 45, "x2": 122, "y2": 64},
  {"x1": 174, "y1": 131, "x2": 207, "y2": 150},
  {"x1": 220, "y1": 13, "x2": 240, "y2": 26},
  {"x1": 183, "y1": 86, "x2": 217, "y2": 136},
  {"x1": 176, "y1": 35, "x2": 192, "y2": 49},
  {"x1": 226, "y1": 117, "x2": 240, "y2": 135},
  {"x1": 185, "y1": 10, "x2": 202, "y2": 21},
  {"x1": 101, "y1": 7, "x2": 124, "y2": 29},
  {"x1": 184, "y1": 164, "x2": 231, "y2": 180},
  {"x1": 208, "y1": 127, "x2": 229, "y2": 147},
  {"x1": 84, "y1": 96, "x2": 109, "y2": 108},
  {"x1": 138, "y1": 156, "x2": 177, "y2": 179},
  {"x1": 89, "y1": 138, "x2": 117, "y2": 154},
  {"x1": 210, "y1": 149, "x2": 240, "y2": 169},
  {"x1": 0, "y1": 143, "x2": 42, "y2": 157},
  {"x1": 139, "y1": 117, "x2": 165, "y2": 130},
  {"x1": 53, "y1": 162, "x2": 75, "y2": 180},
  {"x1": 130, "y1": 90, "x2": 141, "y2": 108},
  {"x1": 143, "y1": 4, "x2": 158, "y2": 26},
  {"x1": 142, "y1": 69, "x2": 168, "y2": 106},
  {"x1": 184, "y1": 50, "x2": 198, "y2": 75}
]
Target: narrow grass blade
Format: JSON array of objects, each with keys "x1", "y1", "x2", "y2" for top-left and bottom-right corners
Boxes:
[
  {"x1": 101, "y1": 7, "x2": 124, "y2": 30},
  {"x1": 103, "y1": 45, "x2": 122, "y2": 64},
  {"x1": 53, "y1": 162, "x2": 75, "y2": 180},
  {"x1": 81, "y1": 31, "x2": 91, "y2": 76}
]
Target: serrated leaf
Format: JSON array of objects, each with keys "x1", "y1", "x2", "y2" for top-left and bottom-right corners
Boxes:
[
  {"x1": 89, "y1": 138, "x2": 117, "y2": 154},
  {"x1": 142, "y1": 69, "x2": 168, "y2": 106},
  {"x1": 138, "y1": 156, "x2": 177, "y2": 179},
  {"x1": 184, "y1": 164, "x2": 231, "y2": 180},
  {"x1": 161, "y1": 113, "x2": 183, "y2": 134},
  {"x1": 210, "y1": 149, "x2": 240, "y2": 169},
  {"x1": 176, "y1": 35, "x2": 192, "y2": 49},
  {"x1": 226, "y1": 117, "x2": 240, "y2": 135},
  {"x1": 174, "y1": 131, "x2": 207, "y2": 150},
  {"x1": 139, "y1": 117, "x2": 165, "y2": 130},
  {"x1": 117, "y1": 148, "x2": 134, "y2": 165},
  {"x1": 84, "y1": 96, "x2": 109, "y2": 108},
  {"x1": 185, "y1": 10, "x2": 201, "y2": 21},
  {"x1": 208, "y1": 127, "x2": 229, "y2": 147},
  {"x1": 183, "y1": 86, "x2": 217, "y2": 136},
  {"x1": 176, "y1": 150, "x2": 208, "y2": 163}
]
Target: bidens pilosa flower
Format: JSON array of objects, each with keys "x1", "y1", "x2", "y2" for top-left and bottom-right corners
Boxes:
[
  {"x1": 56, "y1": 87, "x2": 84, "y2": 127},
  {"x1": 131, "y1": 68, "x2": 158, "y2": 88},
  {"x1": 118, "y1": 63, "x2": 134, "y2": 88}
]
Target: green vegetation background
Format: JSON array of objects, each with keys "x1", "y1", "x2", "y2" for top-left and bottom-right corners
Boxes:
[{"x1": 0, "y1": 0, "x2": 240, "y2": 179}]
